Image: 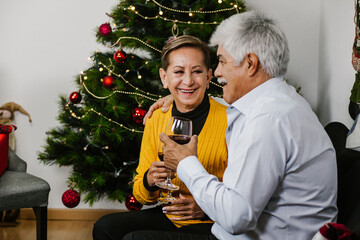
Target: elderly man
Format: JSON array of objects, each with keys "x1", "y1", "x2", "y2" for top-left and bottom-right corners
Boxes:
[{"x1": 126, "y1": 11, "x2": 338, "y2": 240}]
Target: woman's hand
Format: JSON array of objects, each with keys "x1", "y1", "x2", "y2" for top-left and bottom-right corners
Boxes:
[
  {"x1": 143, "y1": 95, "x2": 173, "y2": 125},
  {"x1": 146, "y1": 161, "x2": 168, "y2": 187},
  {"x1": 162, "y1": 194, "x2": 207, "y2": 221}
]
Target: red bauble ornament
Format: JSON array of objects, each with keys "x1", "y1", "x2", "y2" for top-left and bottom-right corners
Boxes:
[
  {"x1": 114, "y1": 50, "x2": 127, "y2": 63},
  {"x1": 62, "y1": 189, "x2": 80, "y2": 208},
  {"x1": 99, "y1": 23, "x2": 112, "y2": 37},
  {"x1": 103, "y1": 76, "x2": 115, "y2": 88},
  {"x1": 69, "y1": 91, "x2": 82, "y2": 104},
  {"x1": 125, "y1": 194, "x2": 143, "y2": 211},
  {"x1": 132, "y1": 107, "x2": 147, "y2": 123}
]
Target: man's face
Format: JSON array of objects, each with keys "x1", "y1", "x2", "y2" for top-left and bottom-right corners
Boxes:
[{"x1": 214, "y1": 45, "x2": 248, "y2": 105}]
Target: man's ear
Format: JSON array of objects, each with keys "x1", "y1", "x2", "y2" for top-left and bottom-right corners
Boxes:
[
  {"x1": 247, "y1": 53, "x2": 259, "y2": 77},
  {"x1": 206, "y1": 69, "x2": 212, "y2": 88},
  {"x1": 159, "y1": 68, "x2": 168, "y2": 89}
]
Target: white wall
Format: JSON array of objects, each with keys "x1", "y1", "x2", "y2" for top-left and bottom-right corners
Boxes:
[
  {"x1": 317, "y1": 0, "x2": 356, "y2": 127},
  {"x1": 0, "y1": 0, "x2": 356, "y2": 209},
  {"x1": 246, "y1": 0, "x2": 322, "y2": 110},
  {"x1": 0, "y1": 0, "x2": 120, "y2": 209},
  {"x1": 246, "y1": 0, "x2": 355, "y2": 128}
]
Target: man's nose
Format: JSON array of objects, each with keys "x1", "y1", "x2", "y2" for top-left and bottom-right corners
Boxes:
[{"x1": 214, "y1": 65, "x2": 221, "y2": 78}]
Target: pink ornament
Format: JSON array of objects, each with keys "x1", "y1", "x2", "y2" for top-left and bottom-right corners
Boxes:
[
  {"x1": 62, "y1": 189, "x2": 80, "y2": 208},
  {"x1": 99, "y1": 23, "x2": 112, "y2": 37}
]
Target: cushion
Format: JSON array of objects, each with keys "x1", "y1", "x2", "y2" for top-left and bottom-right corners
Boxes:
[{"x1": 0, "y1": 171, "x2": 50, "y2": 210}]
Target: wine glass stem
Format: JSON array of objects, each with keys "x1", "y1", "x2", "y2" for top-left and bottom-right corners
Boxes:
[
  {"x1": 167, "y1": 190, "x2": 173, "y2": 198},
  {"x1": 166, "y1": 170, "x2": 172, "y2": 185},
  {"x1": 166, "y1": 170, "x2": 173, "y2": 198}
]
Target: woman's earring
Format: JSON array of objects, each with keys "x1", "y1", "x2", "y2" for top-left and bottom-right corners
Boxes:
[{"x1": 206, "y1": 84, "x2": 210, "y2": 89}]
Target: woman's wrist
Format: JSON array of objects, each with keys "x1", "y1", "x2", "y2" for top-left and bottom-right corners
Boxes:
[{"x1": 143, "y1": 169, "x2": 160, "y2": 191}]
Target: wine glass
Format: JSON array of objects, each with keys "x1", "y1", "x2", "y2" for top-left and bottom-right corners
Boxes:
[{"x1": 156, "y1": 116, "x2": 192, "y2": 203}]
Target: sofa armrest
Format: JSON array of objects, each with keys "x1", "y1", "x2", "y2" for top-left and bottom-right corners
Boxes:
[{"x1": 8, "y1": 148, "x2": 27, "y2": 172}]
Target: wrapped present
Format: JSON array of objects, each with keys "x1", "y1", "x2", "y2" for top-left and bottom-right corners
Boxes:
[
  {"x1": 312, "y1": 222, "x2": 358, "y2": 240},
  {"x1": 0, "y1": 125, "x2": 16, "y2": 176}
]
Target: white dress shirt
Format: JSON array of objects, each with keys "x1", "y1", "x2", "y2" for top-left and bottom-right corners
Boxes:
[{"x1": 177, "y1": 77, "x2": 338, "y2": 240}]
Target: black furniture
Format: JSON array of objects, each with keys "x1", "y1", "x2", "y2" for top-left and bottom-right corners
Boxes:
[
  {"x1": 325, "y1": 118, "x2": 360, "y2": 234},
  {"x1": 0, "y1": 148, "x2": 50, "y2": 240}
]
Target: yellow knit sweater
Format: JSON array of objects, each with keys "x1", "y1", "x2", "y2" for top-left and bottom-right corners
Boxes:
[{"x1": 132, "y1": 97, "x2": 228, "y2": 227}]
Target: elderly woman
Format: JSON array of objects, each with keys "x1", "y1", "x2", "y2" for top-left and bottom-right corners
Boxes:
[{"x1": 93, "y1": 35, "x2": 228, "y2": 240}]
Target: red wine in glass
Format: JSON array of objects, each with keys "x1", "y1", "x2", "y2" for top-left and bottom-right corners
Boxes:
[{"x1": 169, "y1": 135, "x2": 191, "y2": 145}]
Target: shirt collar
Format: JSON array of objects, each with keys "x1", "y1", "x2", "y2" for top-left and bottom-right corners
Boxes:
[{"x1": 230, "y1": 76, "x2": 284, "y2": 115}]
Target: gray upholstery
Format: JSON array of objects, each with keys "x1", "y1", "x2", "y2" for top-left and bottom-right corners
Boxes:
[
  {"x1": 0, "y1": 148, "x2": 50, "y2": 240},
  {"x1": 7, "y1": 148, "x2": 27, "y2": 172},
  {"x1": 0, "y1": 171, "x2": 50, "y2": 210}
]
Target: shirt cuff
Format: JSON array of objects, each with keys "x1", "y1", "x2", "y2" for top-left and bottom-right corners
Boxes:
[{"x1": 177, "y1": 155, "x2": 208, "y2": 186}]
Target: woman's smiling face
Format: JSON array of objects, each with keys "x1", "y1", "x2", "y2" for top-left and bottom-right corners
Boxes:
[{"x1": 159, "y1": 47, "x2": 212, "y2": 113}]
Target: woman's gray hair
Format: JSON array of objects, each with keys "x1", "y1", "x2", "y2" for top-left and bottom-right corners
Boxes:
[{"x1": 209, "y1": 11, "x2": 290, "y2": 77}]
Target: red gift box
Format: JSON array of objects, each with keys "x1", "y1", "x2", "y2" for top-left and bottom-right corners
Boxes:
[
  {"x1": 0, "y1": 134, "x2": 9, "y2": 176},
  {"x1": 0, "y1": 125, "x2": 16, "y2": 176}
]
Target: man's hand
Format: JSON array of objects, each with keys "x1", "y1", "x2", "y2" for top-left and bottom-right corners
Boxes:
[
  {"x1": 160, "y1": 133, "x2": 198, "y2": 171},
  {"x1": 143, "y1": 95, "x2": 173, "y2": 125},
  {"x1": 162, "y1": 194, "x2": 207, "y2": 221},
  {"x1": 146, "y1": 161, "x2": 168, "y2": 187}
]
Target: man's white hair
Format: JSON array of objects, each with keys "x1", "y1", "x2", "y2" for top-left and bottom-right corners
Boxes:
[{"x1": 209, "y1": 11, "x2": 289, "y2": 77}]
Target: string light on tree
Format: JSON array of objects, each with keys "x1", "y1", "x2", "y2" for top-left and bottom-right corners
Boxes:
[
  {"x1": 149, "y1": 0, "x2": 239, "y2": 13},
  {"x1": 126, "y1": 7, "x2": 238, "y2": 26},
  {"x1": 89, "y1": 63, "x2": 159, "y2": 98},
  {"x1": 66, "y1": 106, "x2": 144, "y2": 133},
  {"x1": 80, "y1": 74, "x2": 159, "y2": 101},
  {"x1": 137, "y1": 71, "x2": 142, "y2": 79}
]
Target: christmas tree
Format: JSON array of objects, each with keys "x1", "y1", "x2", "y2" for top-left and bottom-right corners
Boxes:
[{"x1": 38, "y1": 0, "x2": 246, "y2": 206}]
